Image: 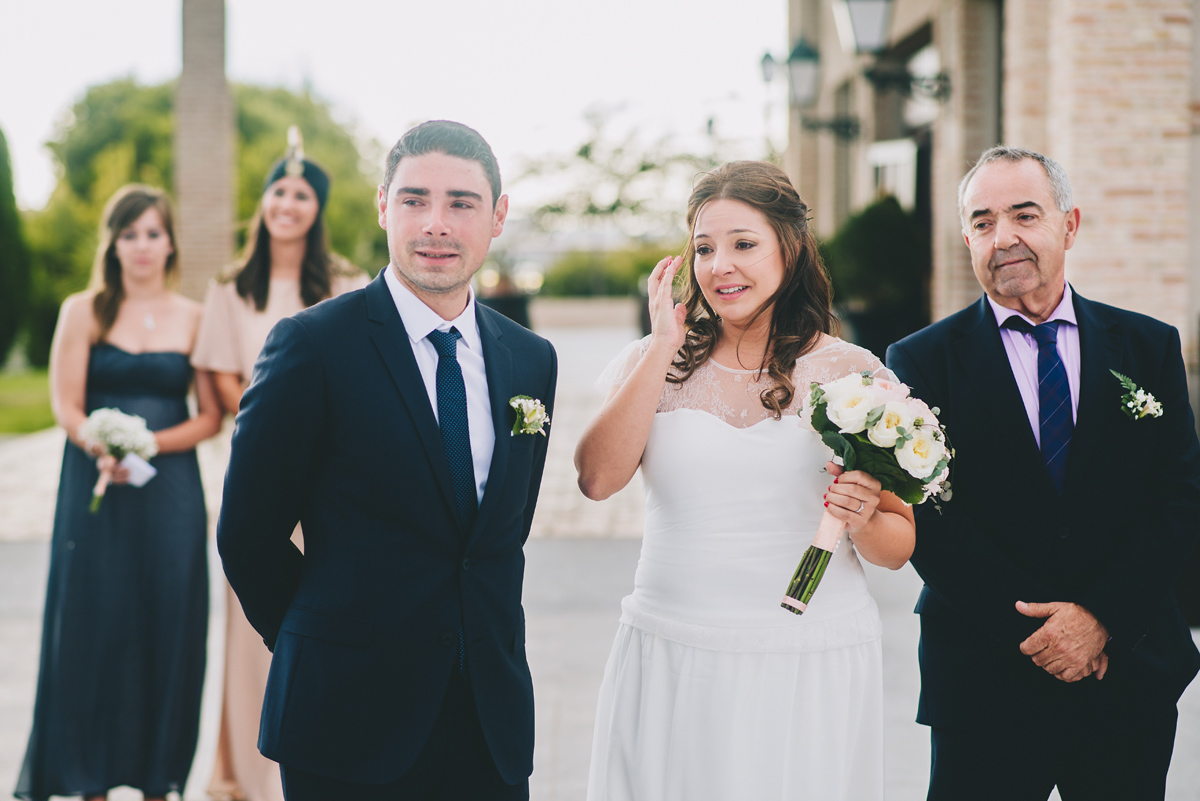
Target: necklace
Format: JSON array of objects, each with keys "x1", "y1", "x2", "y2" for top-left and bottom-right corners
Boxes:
[{"x1": 143, "y1": 312, "x2": 156, "y2": 331}]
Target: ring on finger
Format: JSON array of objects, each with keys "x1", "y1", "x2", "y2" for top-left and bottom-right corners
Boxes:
[{"x1": 855, "y1": 500, "x2": 865, "y2": 514}]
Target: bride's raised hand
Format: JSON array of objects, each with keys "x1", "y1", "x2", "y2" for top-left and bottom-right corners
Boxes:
[{"x1": 646, "y1": 255, "x2": 687, "y2": 354}]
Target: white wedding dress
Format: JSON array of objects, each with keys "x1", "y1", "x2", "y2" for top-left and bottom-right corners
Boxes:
[{"x1": 587, "y1": 337, "x2": 890, "y2": 801}]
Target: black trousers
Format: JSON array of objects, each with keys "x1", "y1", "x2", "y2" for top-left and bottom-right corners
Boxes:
[
  {"x1": 280, "y1": 673, "x2": 528, "y2": 801},
  {"x1": 926, "y1": 688, "x2": 1179, "y2": 801}
]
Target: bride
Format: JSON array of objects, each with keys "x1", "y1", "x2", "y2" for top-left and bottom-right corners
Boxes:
[{"x1": 575, "y1": 161, "x2": 916, "y2": 800}]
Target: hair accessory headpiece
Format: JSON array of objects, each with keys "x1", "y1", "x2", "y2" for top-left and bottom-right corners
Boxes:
[{"x1": 263, "y1": 126, "x2": 330, "y2": 211}]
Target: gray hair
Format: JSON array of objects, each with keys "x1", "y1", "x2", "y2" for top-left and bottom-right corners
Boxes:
[{"x1": 957, "y1": 146, "x2": 1074, "y2": 229}]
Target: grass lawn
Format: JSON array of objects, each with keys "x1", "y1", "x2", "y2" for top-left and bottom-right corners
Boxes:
[{"x1": 0, "y1": 370, "x2": 55, "y2": 434}]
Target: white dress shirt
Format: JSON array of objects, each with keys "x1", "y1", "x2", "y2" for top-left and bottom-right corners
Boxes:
[{"x1": 383, "y1": 265, "x2": 494, "y2": 505}]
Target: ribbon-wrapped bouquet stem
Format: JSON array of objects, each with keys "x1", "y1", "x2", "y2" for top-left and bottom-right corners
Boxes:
[
  {"x1": 782, "y1": 372, "x2": 952, "y2": 615},
  {"x1": 78, "y1": 408, "x2": 159, "y2": 513}
]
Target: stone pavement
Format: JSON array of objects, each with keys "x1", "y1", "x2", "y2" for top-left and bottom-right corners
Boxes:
[{"x1": 1, "y1": 311, "x2": 1198, "y2": 799}]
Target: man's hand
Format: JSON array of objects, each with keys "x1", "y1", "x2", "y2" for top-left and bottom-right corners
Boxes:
[{"x1": 1016, "y1": 601, "x2": 1110, "y2": 682}]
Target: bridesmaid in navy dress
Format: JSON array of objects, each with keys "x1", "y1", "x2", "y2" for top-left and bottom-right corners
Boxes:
[{"x1": 15, "y1": 185, "x2": 222, "y2": 801}]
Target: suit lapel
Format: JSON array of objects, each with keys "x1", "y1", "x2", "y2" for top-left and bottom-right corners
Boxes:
[
  {"x1": 1063, "y1": 292, "x2": 1123, "y2": 497},
  {"x1": 467, "y1": 306, "x2": 514, "y2": 548},
  {"x1": 364, "y1": 273, "x2": 461, "y2": 526},
  {"x1": 952, "y1": 297, "x2": 1055, "y2": 494}
]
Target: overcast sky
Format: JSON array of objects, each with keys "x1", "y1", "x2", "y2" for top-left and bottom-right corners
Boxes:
[{"x1": 0, "y1": 0, "x2": 790, "y2": 216}]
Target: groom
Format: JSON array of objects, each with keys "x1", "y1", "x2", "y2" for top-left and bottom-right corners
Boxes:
[
  {"x1": 888, "y1": 146, "x2": 1200, "y2": 799},
  {"x1": 218, "y1": 120, "x2": 557, "y2": 800}
]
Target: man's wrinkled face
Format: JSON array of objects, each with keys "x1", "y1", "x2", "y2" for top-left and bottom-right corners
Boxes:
[{"x1": 961, "y1": 159, "x2": 1079, "y2": 306}]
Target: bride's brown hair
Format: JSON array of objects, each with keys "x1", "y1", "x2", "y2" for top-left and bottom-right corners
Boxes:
[{"x1": 669, "y1": 161, "x2": 837, "y2": 418}]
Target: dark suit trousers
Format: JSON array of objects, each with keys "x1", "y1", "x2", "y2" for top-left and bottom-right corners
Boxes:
[
  {"x1": 927, "y1": 677, "x2": 1179, "y2": 801},
  {"x1": 279, "y1": 673, "x2": 529, "y2": 801}
]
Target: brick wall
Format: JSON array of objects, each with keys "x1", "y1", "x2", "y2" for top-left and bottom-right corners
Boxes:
[
  {"x1": 175, "y1": 0, "x2": 233, "y2": 301},
  {"x1": 1043, "y1": 1, "x2": 1191, "y2": 337},
  {"x1": 930, "y1": 0, "x2": 1002, "y2": 321}
]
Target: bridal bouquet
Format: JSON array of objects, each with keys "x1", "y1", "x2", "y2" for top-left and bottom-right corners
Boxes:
[
  {"x1": 782, "y1": 372, "x2": 952, "y2": 615},
  {"x1": 78, "y1": 408, "x2": 159, "y2": 513}
]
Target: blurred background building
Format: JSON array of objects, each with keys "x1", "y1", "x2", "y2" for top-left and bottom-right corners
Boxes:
[{"x1": 773, "y1": 0, "x2": 1200, "y2": 426}]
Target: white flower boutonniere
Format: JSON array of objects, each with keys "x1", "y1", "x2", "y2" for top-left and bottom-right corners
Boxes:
[
  {"x1": 510, "y1": 395, "x2": 550, "y2": 436},
  {"x1": 1111, "y1": 370, "x2": 1164, "y2": 420}
]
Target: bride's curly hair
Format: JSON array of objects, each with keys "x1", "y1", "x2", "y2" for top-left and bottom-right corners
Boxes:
[{"x1": 669, "y1": 161, "x2": 837, "y2": 418}]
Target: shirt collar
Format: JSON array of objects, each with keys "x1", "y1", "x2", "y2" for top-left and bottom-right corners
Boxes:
[
  {"x1": 987, "y1": 282, "x2": 1077, "y2": 329},
  {"x1": 383, "y1": 264, "x2": 482, "y2": 353}
]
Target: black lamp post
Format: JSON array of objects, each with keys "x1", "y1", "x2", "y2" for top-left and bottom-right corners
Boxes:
[
  {"x1": 838, "y1": 0, "x2": 951, "y2": 101},
  {"x1": 837, "y1": 0, "x2": 896, "y2": 54},
  {"x1": 763, "y1": 39, "x2": 861, "y2": 141},
  {"x1": 784, "y1": 39, "x2": 821, "y2": 109}
]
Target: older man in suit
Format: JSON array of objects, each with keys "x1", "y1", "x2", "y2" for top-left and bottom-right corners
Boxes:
[
  {"x1": 217, "y1": 120, "x2": 557, "y2": 800},
  {"x1": 887, "y1": 146, "x2": 1200, "y2": 800}
]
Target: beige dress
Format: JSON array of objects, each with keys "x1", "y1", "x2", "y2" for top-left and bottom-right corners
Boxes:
[{"x1": 192, "y1": 272, "x2": 368, "y2": 801}]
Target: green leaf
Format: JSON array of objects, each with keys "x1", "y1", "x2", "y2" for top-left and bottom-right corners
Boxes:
[
  {"x1": 1110, "y1": 369, "x2": 1136, "y2": 393},
  {"x1": 810, "y1": 401, "x2": 833, "y2": 433},
  {"x1": 821, "y1": 430, "x2": 857, "y2": 471},
  {"x1": 864, "y1": 405, "x2": 885, "y2": 427}
]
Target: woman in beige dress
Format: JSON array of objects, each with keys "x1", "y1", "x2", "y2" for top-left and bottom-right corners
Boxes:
[{"x1": 192, "y1": 133, "x2": 368, "y2": 801}]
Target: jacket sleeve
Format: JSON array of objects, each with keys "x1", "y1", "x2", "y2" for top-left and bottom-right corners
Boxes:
[
  {"x1": 217, "y1": 316, "x2": 324, "y2": 649},
  {"x1": 1075, "y1": 326, "x2": 1200, "y2": 651},
  {"x1": 520, "y1": 338, "x2": 558, "y2": 545},
  {"x1": 887, "y1": 339, "x2": 1056, "y2": 647}
]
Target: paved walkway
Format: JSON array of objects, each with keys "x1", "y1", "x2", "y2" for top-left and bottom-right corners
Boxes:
[{"x1": 1, "y1": 318, "x2": 1197, "y2": 800}]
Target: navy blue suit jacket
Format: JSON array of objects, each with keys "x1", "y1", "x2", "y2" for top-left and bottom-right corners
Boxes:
[
  {"x1": 217, "y1": 271, "x2": 557, "y2": 784},
  {"x1": 887, "y1": 291, "x2": 1200, "y2": 732}
]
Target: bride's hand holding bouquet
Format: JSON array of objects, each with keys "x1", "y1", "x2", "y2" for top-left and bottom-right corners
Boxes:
[{"x1": 782, "y1": 371, "x2": 951, "y2": 614}]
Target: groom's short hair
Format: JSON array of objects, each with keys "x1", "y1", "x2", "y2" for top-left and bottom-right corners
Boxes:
[{"x1": 382, "y1": 120, "x2": 502, "y2": 205}]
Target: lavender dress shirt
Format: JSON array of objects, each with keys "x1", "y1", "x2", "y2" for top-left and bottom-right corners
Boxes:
[{"x1": 986, "y1": 283, "x2": 1081, "y2": 448}]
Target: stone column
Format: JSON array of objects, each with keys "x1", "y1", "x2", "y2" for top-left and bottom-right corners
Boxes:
[
  {"x1": 786, "y1": 0, "x2": 822, "y2": 214},
  {"x1": 929, "y1": 0, "x2": 1002, "y2": 321},
  {"x1": 175, "y1": 0, "x2": 233, "y2": 300},
  {"x1": 1189, "y1": 0, "x2": 1200, "y2": 427}
]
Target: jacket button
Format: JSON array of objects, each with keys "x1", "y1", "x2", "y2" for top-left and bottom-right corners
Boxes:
[
  {"x1": 1057, "y1": 527, "x2": 1070, "y2": 539},
  {"x1": 441, "y1": 633, "x2": 453, "y2": 646},
  {"x1": 462, "y1": 557, "x2": 471, "y2": 571}
]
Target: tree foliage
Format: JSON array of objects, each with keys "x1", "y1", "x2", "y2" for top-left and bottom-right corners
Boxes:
[
  {"x1": 20, "y1": 78, "x2": 388, "y2": 366},
  {"x1": 516, "y1": 109, "x2": 720, "y2": 241},
  {"x1": 0, "y1": 126, "x2": 32, "y2": 365},
  {"x1": 821, "y1": 195, "x2": 930, "y2": 357}
]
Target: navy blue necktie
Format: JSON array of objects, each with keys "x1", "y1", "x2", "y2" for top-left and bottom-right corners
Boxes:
[
  {"x1": 427, "y1": 328, "x2": 477, "y2": 528},
  {"x1": 1006, "y1": 318, "x2": 1073, "y2": 494},
  {"x1": 428, "y1": 328, "x2": 475, "y2": 676}
]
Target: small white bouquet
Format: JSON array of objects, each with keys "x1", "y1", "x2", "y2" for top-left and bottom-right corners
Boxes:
[
  {"x1": 783, "y1": 372, "x2": 952, "y2": 615},
  {"x1": 1111, "y1": 370, "x2": 1164, "y2": 420},
  {"x1": 509, "y1": 395, "x2": 550, "y2": 436},
  {"x1": 78, "y1": 408, "x2": 159, "y2": 513}
]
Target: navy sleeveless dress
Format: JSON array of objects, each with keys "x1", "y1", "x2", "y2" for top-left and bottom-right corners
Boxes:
[{"x1": 15, "y1": 344, "x2": 208, "y2": 800}]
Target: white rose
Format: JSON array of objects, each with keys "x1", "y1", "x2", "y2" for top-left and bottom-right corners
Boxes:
[
  {"x1": 821, "y1": 377, "x2": 878, "y2": 434},
  {"x1": 866, "y1": 401, "x2": 915, "y2": 449},
  {"x1": 896, "y1": 428, "x2": 947, "y2": 480}
]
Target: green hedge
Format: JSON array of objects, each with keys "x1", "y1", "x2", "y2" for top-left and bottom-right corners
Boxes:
[{"x1": 541, "y1": 243, "x2": 679, "y2": 297}]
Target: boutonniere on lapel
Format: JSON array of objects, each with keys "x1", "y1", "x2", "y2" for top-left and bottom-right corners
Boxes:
[
  {"x1": 509, "y1": 395, "x2": 550, "y2": 436},
  {"x1": 1110, "y1": 370, "x2": 1164, "y2": 420}
]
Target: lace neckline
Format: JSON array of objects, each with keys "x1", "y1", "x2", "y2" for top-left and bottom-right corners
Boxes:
[{"x1": 708, "y1": 339, "x2": 841, "y2": 374}]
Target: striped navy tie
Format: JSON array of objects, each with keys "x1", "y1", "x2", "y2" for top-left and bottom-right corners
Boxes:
[{"x1": 1007, "y1": 318, "x2": 1073, "y2": 494}]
